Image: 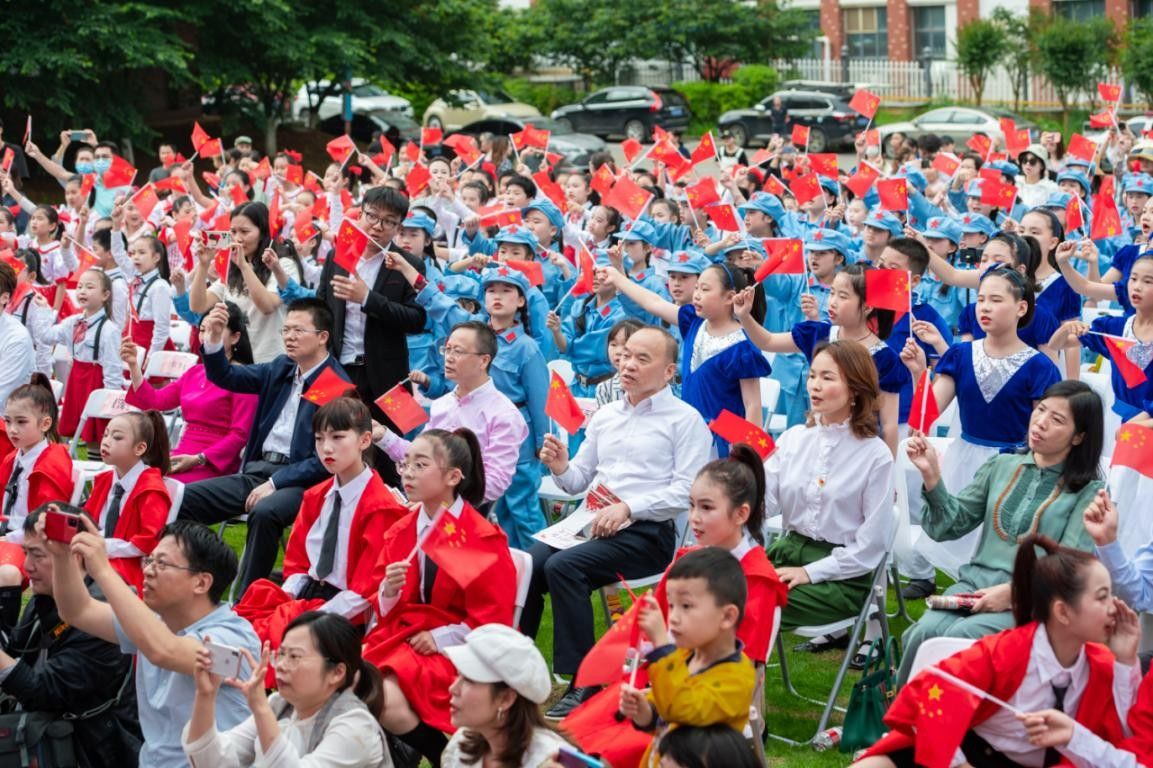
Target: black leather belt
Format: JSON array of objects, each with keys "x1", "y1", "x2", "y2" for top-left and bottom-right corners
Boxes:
[{"x1": 261, "y1": 451, "x2": 290, "y2": 465}]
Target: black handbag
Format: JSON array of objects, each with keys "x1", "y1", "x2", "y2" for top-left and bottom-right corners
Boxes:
[{"x1": 0, "y1": 712, "x2": 76, "y2": 768}]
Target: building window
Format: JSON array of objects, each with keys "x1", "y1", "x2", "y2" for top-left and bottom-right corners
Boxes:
[
  {"x1": 844, "y1": 7, "x2": 888, "y2": 59},
  {"x1": 1132, "y1": 0, "x2": 1153, "y2": 16},
  {"x1": 912, "y1": 6, "x2": 947, "y2": 59},
  {"x1": 1053, "y1": 0, "x2": 1105, "y2": 20}
]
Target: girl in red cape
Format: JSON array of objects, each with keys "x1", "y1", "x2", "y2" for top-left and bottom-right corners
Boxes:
[
  {"x1": 0, "y1": 374, "x2": 73, "y2": 617},
  {"x1": 364, "y1": 428, "x2": 515, "y2": 768},
  {"x1": 235, "y1": 397, "x2": 407, "y2": 652},
  {"x1": 853, "y1": 533, "x2": 1143, "y2": 768},
  {"x1": 563, "y1": 443, "x2": 788, "y2": 768},
  {"x1": 84, "y1": 410, "x2": 172, "y2": 595}
]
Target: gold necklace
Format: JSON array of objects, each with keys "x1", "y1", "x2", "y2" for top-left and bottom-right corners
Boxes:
[{"x1": 990, "y1": 463, "x2": 1063, "y2": 542}]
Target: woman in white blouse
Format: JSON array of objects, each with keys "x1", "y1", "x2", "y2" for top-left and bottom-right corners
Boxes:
[
  {"x1": 764, "y1": 339, "x2": 896, "y2": 632},
  {"x1": 183, "y1": 612, "x2": 391, "y2": 768}
]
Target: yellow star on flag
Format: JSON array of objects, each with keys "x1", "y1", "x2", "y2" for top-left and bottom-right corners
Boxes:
[{"x1": 928, "y1": 683, "x2": 943, "y2": 701}]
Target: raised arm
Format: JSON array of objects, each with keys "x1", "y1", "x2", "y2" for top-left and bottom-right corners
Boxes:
[
  {"x1": 22, "y1": 141, "x2": 73, "y2": 184},
  {"x1": 599, "y1": 266, "x2": 679, "y2": 326},
  {"x1": 733, "y1": 287, "x2": 799, "y2": 353},
  {"x1": 1055, "y1": 240, "x2": 1117, "y2": 303}
]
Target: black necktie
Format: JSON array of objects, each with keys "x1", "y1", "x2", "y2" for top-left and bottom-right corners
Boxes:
[
  {"x1": 1043, "y1": 683, "x2": 1070, "y2": 767},
  {"x1": 422, "y1": 549, "x2": 439, "y2": 604},
  {"x1": 103, "y1": 483, "x2": 125, "y2": 537},
  {"x1": 315, "y1": 491, "x2": 342, "y2": 581},
  {"x1": 2, "y1": 463, "x2": 23, "y2": 527}
]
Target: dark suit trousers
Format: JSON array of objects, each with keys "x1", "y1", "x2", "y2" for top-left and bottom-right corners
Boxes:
[
  {"x1": 177, "y1": 461, "x2": 304, "y2": 594},
  {"x1": 520, "y1": 520, "x2": 676, "y2": 675},
  {"x1": 344, "y1": 362, "x2": 401, "y2": 486}
]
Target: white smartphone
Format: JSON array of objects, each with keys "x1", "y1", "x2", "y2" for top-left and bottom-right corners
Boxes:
[
  {"x1": 204, "y1": 640, "x2": 243, "y2": 679},
  {"x1": 204, "y1": 230, "x2": 232, "y2": 250}
]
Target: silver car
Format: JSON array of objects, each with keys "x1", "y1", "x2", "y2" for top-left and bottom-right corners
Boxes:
[{"x1": 878, "y1": 106, "x2": 1038, "y2": 151}]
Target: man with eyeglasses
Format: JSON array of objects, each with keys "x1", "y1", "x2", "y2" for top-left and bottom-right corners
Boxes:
[
  {"x1": 374, "y1": 321, "x2": 526, "y2": 504},
  {"x1": 177, "y1": 297, "x2": 351, "y2": 593},
  {"x1": 50, "y1": 513, "x2": 260, "y2": 768},
  {"x1": 314, "y1": 186, "x2": 426, "y2": 482}
]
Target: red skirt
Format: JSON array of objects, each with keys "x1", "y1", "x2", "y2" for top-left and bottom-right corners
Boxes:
[
  {"x1": 58, "y1": 361, "x2": 108, "y2": 443},
  {"x1": 562, "y1": 678, "x2": 653, "y2": 768},
  {"x1": 234, "y1": 579, "x2": 325, "y2": 687},
  {"x1": 0, "y1": 541, "x2": 28, "y2": 588}
]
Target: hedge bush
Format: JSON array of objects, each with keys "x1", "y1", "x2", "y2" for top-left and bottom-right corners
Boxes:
[
  {"x1": 674, "y1": 64, "x2": 780, "y2": 129},
  {"x1": 502, "y1": 78, "x2": 587, "y2": 117}
]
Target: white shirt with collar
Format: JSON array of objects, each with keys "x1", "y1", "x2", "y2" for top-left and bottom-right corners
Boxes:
[
  {"x1": 128, "y1": 268, "x2": 173, "y2": 352},
  {"x1": 3, "y1": 439, "x2": 49, "y2": 540},
  {"x1": 281, "y1": 465, "x2": 373, "y2": 620},
  {"x1": 553, "y1": 385, "x2": 712, "y2": 523},
  {"x1": 40, "y1": 309, "x2": 124, "y2": 389},
  {"x1": 102, "y1": 267, "x2": 130, "y2": 328},
  {"x1": 0, "y1": 313, "x2": 33, "y2": 409},
  {"x1": 338, "y1": 249, "x2": 386, "y2": 365},
  {"x1": 101, "y1": 460, "x2": 149, "y2": 558},
  {"x1": 376, "y1": 497, "x2": 470, "y2": 651},
  {"x1": 261, "y1": 356, "x2": 330, "y2": 458}
]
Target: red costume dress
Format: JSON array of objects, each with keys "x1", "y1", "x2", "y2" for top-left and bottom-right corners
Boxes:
[
  {"x1": 84, "y1": 465, "x2": 171, "y2": 594},
  {"x1": 0, "y1": 442, "x2": 74, "y2": 576}
]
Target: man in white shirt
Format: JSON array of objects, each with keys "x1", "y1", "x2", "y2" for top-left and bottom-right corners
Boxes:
[
  {"x1": 521, "y1": 326, "x2": 711, "y2": 718},
  {"x1": 0, "y1": 262, "x2": 34, "y2": 412}
]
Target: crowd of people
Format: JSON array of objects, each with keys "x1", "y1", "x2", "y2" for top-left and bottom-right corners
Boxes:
[{"x1": 2, "y1": 108, "x2": 1153, "y2": 767}]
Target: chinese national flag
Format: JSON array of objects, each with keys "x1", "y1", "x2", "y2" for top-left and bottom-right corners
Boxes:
[
  {"x1": 791, "y1": 124, "x2": 810, "y2": 148},
  {"x1": 154, "y1": 176, "x2": 186, "y2": 194},
  {"x1": 421, "y1": 127, "x2": 443, "y2": 147},
  {"x1": 252, "y1": 157, "x2": 272, "y2": 181},
  {"x1": 886, "y1": 670, "x2": 981, "y2": 768},
  {"x1": 980, "y1": 179, "x2": 1018, "y2": 209},
  {"x1": 504, "y1": 259, "x2": 545, "y2": 286},
  {"x1": 294, "y1": 216, "x2": 319, "y2": 245},
  {"x1": 909, "y1": 370, "x2": 940, "y2": 434},
  {"x1": 705, "y1": 203, "x2": 742, "y2": 232},
  {"x1": 212, "y1": 245, "x2": 230, "y2": 283},
  {"x1": 708, "y1": 409, "x2": 775, "y2": 459},
  {"x1": 302, "y1": 366, "x2": 352, "y2": 406},
  {"x1": 546, "y1": 372, "x2": 586, "y2": 435},
  {"x1": 532, "y1": 170, "x2": 567, "y2": 210},
  {"x1": 690, "y1": 132, "x2": 717, "y2": 167},
  {"x1": 808, "y1": 153, "x2": 839, "y2": 179},
  {"x1": 198, "y1": 139, "x2": 223, "y2": 159},
  {"x1": 1099, "y1": 82, "x2": 1122, "y2": 102},
  {"x1": 1, "y1": 250, "x2": 23, "y2": 276},
  {"x1": 373, "y1": 137, "x2": 397, "y2": 167},
  {"x1": 1113, "y1": 423, "x2": 1153, "y2": 477},
  {"x1": 762, "y1": 174, "x2": 787, "y2": 199},
  {"x1": 103, "y1": 155, "x2": 136, "y2": 188},
  {"x1": 845, "y1": 164, "x2": 878, "y2": 198},
  {"x1": 865, "y1": 268, "x2": 912, "y2": 314},
  {"x1": 965, "y1": 134, "x2": 992, "y2": 157},
  {"x1": 333, "y1": 219, "x2": 369, "y2": 273},
  {"x1": 876, "y1": 178, "x2": 909, "y2": 211},
  {"x1": 477, "y1": 207, "x2": 523, "y2": 229},
  {"x1": 755, "y1": 238, "x2": 805, "y2": 281},
  {"x1": 932, "y1": 152, "x2": 961, "y2": 177},
  {"x1": 575, "y1": 599, "x2": 642, "y2": 688},
  {"x1": 201, "y1": 171, "x2": 221, "y2": 189},
  {"x1": 650, "y1": 140, "x2": 689, "y2": 175},
  {"x1": 590, "y1": 164, "x2": 616, "y2": 197},
  {"x1": 572, "y1": 246, "x2": 595, "y2": 297},
  {"x1": 406, "y1": 164, "x2": 431, "y2": 198},
  {"x1": 511, "y1": 124, "x2": 550, "y2": 151},
  {"x1": 420, "y1": 512, "x2": 501, "y2": 590},
  {"x1": 602, "y1": 176, "x2": 653, "y2": 220},
  {"x1": 1066, "y1": 196, "x2": 1085, "y2": 232},
  {"x1": 621, "y1": 138, "x2": 644, "y2": 164},
  {"x1": 1066, "y1": 134, "x2": 1098, "y2": 163},
  {"x1": 191, "y1": 121, "x2": 212, "y2": 153},
  {"x1": 70, "y1": 243, "x2": 99, "y2": 281},
  {"x1": 750, "y1": 148, "x2": 775, "y2": 167},
  {"x1": 978, "y1": 166, "x2": 1003, "y2": 184},
  {"x1": 173, "y1": 219, "x2": 194, "y2": 268},
  {"x1": 1005, "y1": 128, "x2": 1030, "y2": 157},
  {"x1": 1103, "y1": 335, "x2": 1148, "y2": 387},
  {"x1": 229, "y1": 183, "x2": 249, "y2": 207},
  {"x1": 375, "y1": 383, "x2": 429, "y2": 434},
  {"x1": 325, "y1": 135, "x2": 357, "y2": 164},
  {"x1": 284, "y1": 164, "x2": 304, "y2": 186},
  {"x1": 684, "y1": 178, "x2": 721, "y2": 209},
  {"x1": 403, "y1": 141, "x2": 421, "y2": 165},
  {"x1": 130, "y1": 184, "x2": 160, "y2": 220},
  {"x1": 789, "y1": 173, "x2": 822, "y2": 206},
  {"x1": 849, "y1": 89, "x2": 881, "y2": 119},
  {"x1": 1089, "y1": 111, "x2": 1116, "y2": 130},
  {"x1": 1101, "y1": 174, "x2": 1116, "y2": 199},
  {"x1": 79, "y1": 173, "x2": 96, "y2": 201},
  {"x1": 303, "y1": 171, "x2": 323, "y2": 193},
  {"x1": 1090, "y1": 190, "x2": 1123, "y2": 240}
]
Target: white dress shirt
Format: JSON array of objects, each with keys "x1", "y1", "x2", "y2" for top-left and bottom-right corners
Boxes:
[
  {"x1": 376, "y1": 497, "x2": 470, "y2": 651},
  {"x1": 0, "y1": 313, "x2": 33, "y2": 409},
  {"x1": 127, "y1": 268, "x2": 173, "y2": 353},
  {"x1": 11, "y1": 291, "x2": 55, "y2": 375},
  {"x1": 281, "y1": 466, "x2": 373, "y2": 620},
  {"x1": 102, "y1": 267, "x2": 130, "y2": 328},
  {"x1": 98, "y1": 461, "x2": 149, "y2": 558},
  {"x1": 553, "y1": 385, "x2": 712, "y2": 522},
  {"x1": 40, "y1": 310, "x2": 124, "y2": 389},
  {"x1": 3, "y1": 439, "x2": 48, "y2": 537},
  {"x1": 764, "y1": 416, "x2": 895, "y2": 583},
  {"x1": 261, "y1": 356, "x2": 330, "y2": 458},
  {"x1": 338, "y1": 250, "x2": 385, "y2": 365}
]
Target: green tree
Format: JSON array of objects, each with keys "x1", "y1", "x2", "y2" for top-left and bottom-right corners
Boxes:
[
  {"x1": 525, "y1": 0, "x2": 656, "y2": 89},
  {"x1": 954, "y1": 19, "x2": 1008, "y2": 107},
  {"x1": 1122, "y1": 18, "x2": 1153, "y2": 107},
  {"x1": 991, "y1": 8, "x2": 1036, "y2": 113},
  {"x1": 1032, "y1": 15, "x2": 1116, "y2": 131}
]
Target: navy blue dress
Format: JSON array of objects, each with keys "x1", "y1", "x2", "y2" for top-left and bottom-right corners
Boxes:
[
  {"x1": 886, "y1": 302, "x2": 954, "y2": 364},
  {"x1": 1081, "y1": 315, "x2": 1153, "y2": 420},
  {"x1": 957, "y1": 302, "x2": 1061, "y2": 352},
  {"x1": 1035, "y1": 273, "x2": 1083, "y2": 323}
]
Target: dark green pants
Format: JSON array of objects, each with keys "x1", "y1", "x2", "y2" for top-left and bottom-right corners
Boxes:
[{"x1": 767, "y1": 531, "x2": 874, "y2": 631}]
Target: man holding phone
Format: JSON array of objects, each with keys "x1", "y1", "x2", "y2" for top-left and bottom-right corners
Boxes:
[{"x1": 49, "y1": 512, "x2": 259, "y2": 768}]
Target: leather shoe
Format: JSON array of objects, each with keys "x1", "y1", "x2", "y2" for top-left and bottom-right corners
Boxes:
[
  {"x1": 901, "y1": 578, "x2": 937, "y2": 600},
  {"x1": 546, "y1": 685, "x2": 600, "y2": 719},
  {"x1": 793, "y1": 633, "x2": 850, "y2": 653}
]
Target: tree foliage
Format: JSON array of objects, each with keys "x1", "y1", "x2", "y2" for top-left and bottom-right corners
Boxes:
[
  {"x1": 991, "y1": 8, "x2": 1037, "y2": 113},
  {"x1": 1032, "y1": 14, "x2": 1117, "y2": 129},
  {"x1": 1122, "y1": 18, "x2": 1153, "y2": 107},
  {"x1": 954, "y1": 19, "x2": 1008, "y2": 107}
]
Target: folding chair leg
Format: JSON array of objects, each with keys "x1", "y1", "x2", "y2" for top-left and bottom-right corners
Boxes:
[
  {"x1": 889, "y1": 562, "x2": 913, "y2": 622},
  {"x1": 813, "y1": 581, "x2": 886, "y2": 737}
]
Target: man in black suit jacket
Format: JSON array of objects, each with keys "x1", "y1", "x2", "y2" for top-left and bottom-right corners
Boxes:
[
  {"x1": 314, "y1": 186, "x2": 426, "y2": 484},
  {"x1": 177, "y1": 297, "x2": 350, "y2": 593}
]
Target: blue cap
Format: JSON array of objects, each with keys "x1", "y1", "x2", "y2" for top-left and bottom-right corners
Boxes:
[
  {"x1": 522, "y1": 199, "x2": 565, "y2": 233},
  {"x1": 722, "y1": 237, "x2": 765, "y2": 256},
  {"x1": 922, "y1": 216, "x2": 962, "y2": 245},
  {"x1": 958, "y1": 212, "x2": 996, "y2": 237},
  {"x1": 1063, "y1": 157, "x2": 1093, "y2": 171},
  {"x1": 438, "y1": 273, "x2": 481, "y2": 302},
  {"x1": 965, "y1": 179, "x2": 984, "y2": 198},
  {"x1": 615, "y1": 219, "x2": 658, "y2": 245},
  {"x1": 987, "y1": 160, "x2": 1020, "y2": 179},
  {"x1": 1043, "y1": 191, "x2": 1073, "y2": 209},
  {"x1": 1123, "y1": 173, "x2": 1153, "y2": 196},
  {"x1": 818, "y1": 176, "x2": 840, "y2": 197},
  {"x1": 492, "y1": 225, "x2": 541, "y2": 253},
  {"x1": 590, "y1": 248, "x2": 615, "y2": 268},
  {"x1": 897, "y1": 165, "x2": 928, "y2": 194},
  {"x1": 1056, "y1": 169, "x2": 1091, "y2": 197},
  {"x1": 862, "y1": 208, "x2": 903, "y2": 238},
  {"x1": 666, "y1": 249, "x2": 711, "y2": 275},
  {"x1": 401, "y1": 210, "x2": 436, "y2": 239},
  {"x1": 738, "y1": 192, "x2": 787, "y2": 224},
  {"x1": 803, "y1": 228, "x2": 852, "y2": 257},
  {"x1": 481, "y1": 265, "x2": 531, "y2": 295}
]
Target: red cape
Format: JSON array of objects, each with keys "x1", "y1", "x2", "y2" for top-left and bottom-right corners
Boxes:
[
  {"x1": 84, "y1": 466, "x2": 170, "y2": 593},
  {"x1": 0, "y1": 442, "x2": 74, "y2": 515}
]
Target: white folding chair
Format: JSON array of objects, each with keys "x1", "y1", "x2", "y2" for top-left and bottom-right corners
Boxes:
[
  {"x1": 747, "y1": 605, "x2": 782, "y2": 763},
  {"x1": 68, "y1": 465, "x2": 85, "y2": 506},
  {"x1": 759, "y1": 377, "x2": 787, "y2": 435},
  {"x1": 510, "y1": 548, "x2": 533, "y2": 630},
  {"x1": 162, "y1": 477, "x2": 185, "y2": 524},
  {"x1": 537, "y1": 428, "x2": 583, "y2": 524},
  {"x1": 68, "y1": 389, "x2": 137, "y2": 457},
  {"x1": 906, "y1": 636, "x2": 976, "y2": 679},
  {"x1": 143, "y1": 351, "x2": 198, "y2": 382},
  {"x1": 49, "y1": 379, "x2": 64, "y2": 405},
  {"x1": 168, "y1": 321, "x2": 192, "y2": 352}
]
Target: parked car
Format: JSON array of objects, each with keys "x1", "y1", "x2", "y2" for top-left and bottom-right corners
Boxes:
[
  {"x1": 1084, "y1": 115, "x2": 1153, "y2": 145},
  {"x1": 422, "y1": 89, "x2": 541, "y2": 131},
  {"x1": 446, "y1": 117, "x2": 607, "y2": 168},
  {"x1": 878, "y1": 107, "x2": 1038, "y2": 151},
  {"x1": 718, "y1": 89, "x2": 868, "y2": 152},
  {"x1": 292, "y1": 79, "x2": 412, "y2": 121},
  {"x1": 550, "y1": 86, "x2": 691, "y2": 142},
  {"x1": 317, "y1": 111, "x2": 422, "y2": 146}
]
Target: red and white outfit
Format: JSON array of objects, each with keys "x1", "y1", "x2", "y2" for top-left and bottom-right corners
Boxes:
[
  {"x1": 0, "y1": 440, "x2": 74, "y2": 576},
  {"x1": 13, "y1": 237, "x2": 77, "y2": 286},
  {"x1": 361, "y1": 497, "x2": 516, "y2": 733},
  {"x1": 235, "y1": 467, "x2": 408, "y2": 647},
  {"x1": 109, "y1": 232, "x2": 172, "y2": 354},
  {"x1": 83, "y1": 462, "x2": 171, "y2": 593},
  {"x1": 37, "y1": 309, "x2": 123, "y2": 440}
]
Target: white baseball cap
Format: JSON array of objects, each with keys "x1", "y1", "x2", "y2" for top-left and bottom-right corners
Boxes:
[{"x1": 443, "y1": 624, "x2": 551, "y2": 704}]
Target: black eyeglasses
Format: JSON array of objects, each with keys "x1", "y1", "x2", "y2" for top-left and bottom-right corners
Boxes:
[{"x1": 142, "y1": 556, "x2": 200, "y2": 574}]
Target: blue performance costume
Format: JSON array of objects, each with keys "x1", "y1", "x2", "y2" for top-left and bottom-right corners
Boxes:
[
  {"x1": 957, "y1": 302, "x2": 1060, "y2": 353},
  {"x1": 1081, "y1": 315, "x2": 1153, "y2": 421},
  {"x1": 561, "y1": 295, "x2": 626, "y2": 398}
]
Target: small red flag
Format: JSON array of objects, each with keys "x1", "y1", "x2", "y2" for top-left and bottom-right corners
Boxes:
[
  {"x1": 877, "y1": 178, "x2": 909, "y2": 211},
  {"x1": 212, "y1": 245, "x2": 230, "y2": 284},
  {"x1": 70, "y1": 242, "x2": 99, "y2": 281},
  {"x1": 504, "y1": 259, "x2": 544, "y2": 287},
  {"x1": 886, "y1": 669, "x2": 981, "y2": 768},
  {"x1": 1066, "y1": 134, "x2": 1098, "y2": 163},
  {"x1": 755, "y1": 238, "x2": 805, "y2": 281},
  {"x1": 267, "y1": 191, "x2": 282, "y2": 239},
  {"x1": 532, "y1": 170, "x2": 567, "y2": 210},
  {"x1": 762, "y1": 174, "x2": 787, "y2": 199},
  {"x1": 130, "y1": 184, "x2": 160, "y2": 220},
  {"x1": 229, "y1": 183, "x2": 249, "y2": 207},
  {"x1": 572, "y1": 246, "x2": 595, "y2": 297},
  {"x1": 845, "y1": 162, "x2": 880, "y2": 199},
  {"x1": 808, "y1": 153, "x2": 839, "y2": 179},
  {"x1": 374, "y1": 137, "x2": 397, "y2": 167},
  {"x1": 690, "y1": 132, "x2": 717, "y2": 167},
  {"x1": 333, "y1": 219, "x2": 369, "y2": 273},
  {"x1": 791, "y1": 124, "x2": 810, "y2": 148},
  {"x1": 198, "y1": 138, "x2": 223, "y2": 159},
  {"x1": 403, "y1": 141, "x2": 421, "y2": 165},
  {"x1": 980, "y1": 179, "x2": 1018, "y2": 209},
  {"x1": 909, "y1": 370, "x2": 940, "y2": 434},
  {"x1": 325, "y1": 135, "x2": 357, "y2": 164},
  {"x1": 1101, "y1": 174, "x2": 1117, "y2": 199},
  {"x1": 477, "y1": 207, "x2": 523, "y2": 229},
  {"x1": 590, "y1": 164, "x2": 616, "y2": 198},
  {"x1": 708, "y1": 409, "x2": 775, "y2": 459},
  {"x1": 0, "y1": 149, "x2": 12, "y2": 175},
  {"x1": 789, "y1": 173, "x2": 822, "y2": 206},
  {"x1": 1104, "y1": 335, "x2": 1147, "y2": 387},
  {"x1": 932, "y1": 153, "x2": 961, "y2": 177},
  {"x1": 421, "y1": 127, "x2": 443, "y2": 147},
  {"x1": 78, "y1": 173, "x2": 96, "y2": 201},
  {"x1": 849, "y1": 89, "x2": 881, "y2": 119},
  {"x1": 252, "y1": 157, "x2": 272, "y2": 181},
  {"x1": 545, "y1": 372, "x2": 586, "y2": 435},
  {"x1": 865, "y1": 268, "x2": 912, "y2": 314},
  {"x1": 864, "y1": 129, "x2": 881, "y2": 147},
  {"x1": 1089, "y1": 111, "x2": 1115, "y2": 130},
  {"x1": 1066, "y1": 196, "x2": 1085, "y2": 232},
  {"x1": 621, "y1": 138, "x2": 644, "y2": 165},
  {"x1": 302, "y1": 367, "x2": 352, "y2": 406},
  {"x1": 705, "y1": 203, "x2": 742, "y2": 233},
  {"x1": 406, "y1": 164, "x2": 431, "y2": 198},
  {"x1": 511, "y1": 124, "x2": 550, "y2": 151},
  {"x1": 602, "y1": 176, "x2": 653, "y2": 220},
  {"x1": 375, "y1": 383, "x2": 429, "y2": 434},
  {"x1": 303, "y1": 171, "x2": 323, "y2": 193},
  {"x1": 1099, "y1": 82, "x2": 1122, "y2": 103},
  {"x1": 1090, "y1": 189, "x2": 1123, "y2": 240},
  {"x1": 284, "y1": 164, "x2": 304, "y2": 186},
  {"x1": 191, "y1": 122, "x2": 212, "y2": 153},
  {"x1": 420, "y1": 511, "x2": 501, "y2": 590},
  {"x1": 154, "y1": 176, "x2": 186, "y2": 194},
  {"x1": 173, "y1": 219, "x2": 194, "y2": 267},
  {"x1": 103, "y1": 156, "x2": 136, "y2": 188},
  {"x1": 1002, "y1": 123, "x2": 1030, "y2": 157},
  {"x1": 575, "y1": 600, "x2": 642, "y2": 688},
  {"x1": 1, "y1": 250, "x2": 24, "y2": 277},
  {"x1": 966, "y1": 134, "x2": 992, "y2": 157},
  {"x1": 294, "y1": 216, "x2": 319, "y2": 245},
  {"x1": 684, "y1": 178, "x2": 721, "y2": 209},
  {"x1": 1113, "y1": 423, "x2": 1153, "y2": 477}
]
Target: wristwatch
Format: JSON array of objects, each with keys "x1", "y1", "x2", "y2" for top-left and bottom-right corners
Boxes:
[{"x1": 196, "y1": 453, "x2": 207, "y2": 467}]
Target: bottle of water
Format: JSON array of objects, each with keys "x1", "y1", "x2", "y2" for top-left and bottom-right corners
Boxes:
[{"x1": 812, "y1": 726, "x2": 842, "y2": 752}]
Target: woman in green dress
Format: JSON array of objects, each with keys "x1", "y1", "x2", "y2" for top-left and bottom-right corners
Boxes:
[{"x1": 896, "y1": 380, "x2": 1105, "y2": 684}]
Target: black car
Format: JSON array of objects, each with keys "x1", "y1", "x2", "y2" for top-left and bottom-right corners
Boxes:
[
  {"x1": 318, "y1": 110, "x2": 421, "y2": 145},
  {"x1": 550, "y1": 86, "x2": 691, "y2": 142},
  {"x1": 718, "y1": 90, "x2": 869, "y2": 152},
  {"x1": 447, "y1": 117, "x2": 607, "y2": 168}
]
